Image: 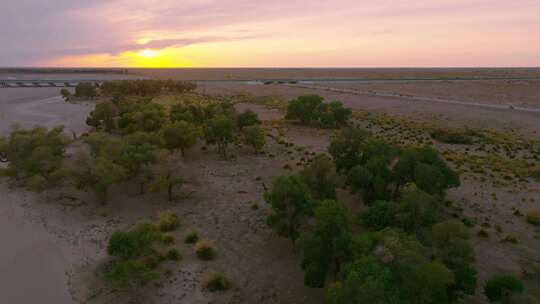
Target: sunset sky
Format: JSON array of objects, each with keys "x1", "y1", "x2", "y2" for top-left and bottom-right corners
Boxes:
[{"x1": 2, "y1": 0, "x2": 539, "y2": 67}]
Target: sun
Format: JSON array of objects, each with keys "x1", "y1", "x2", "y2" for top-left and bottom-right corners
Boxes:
[{"x1": 138, "y1": 49, "x2": 159, "y2": 58}]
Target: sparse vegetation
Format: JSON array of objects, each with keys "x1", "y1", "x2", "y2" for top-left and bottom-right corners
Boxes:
[
  {"x1": 195, "y1": 240, "x2": 216, "y2": 260},
  {"x1": 526, "y1": 210, "x2": 540, "y2": 225},
  {"x1": 184, "y1": 231, "x2": 199, "y2": 244},
  {"x1": 205, "y1": 273, "x2": 231, "y2": 292},
  {"x1": 243, "y1": 125, "x2": 266, "y2": 154},
  {"x1": 484, "y1": 275, "x2": 524, "y2": 303}
]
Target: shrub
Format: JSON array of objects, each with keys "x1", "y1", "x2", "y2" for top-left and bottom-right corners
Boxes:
[
  {"x1": 185, "y1": 231, "x2": 199, "y2": 244},
  {"x1": 265, "y1": 175, "x2": 314, "y2": 247},
  {"x1": 161, "y1": 121, "x2": 202, "y2": 157},
  {"x1": 75, "y1": 83, "x2": 98, "y2": 99},
  {"x1": 158, "y1": 212, "x2": 181, "y2": 232},
  {"x1": 165, "y1": 248, "x2": 181, "y2": 261},
  {"x1": 477, "y1": 229, "x2": 489, "y2": 238},
  {"x1": 526, "y1": 210, "x2": 540, "y2": 225},
  {"x1": 360, "y1": 200, "x2": 397, "y2": 230},
  {"x1": 286, "y1": 95, "x2": 323, "y2": 124},
  {"x1": 300, "y1": 154, "x2": 338, "y2": 200},
  {"x1": 195, "y1": 240, "x2": 216, "y2": 260},
  {"x1": 0, "y1": 125, "x2": 70, "y2": 188},
  {"x1": 86, "y1": 101, "x2": 118, "y2": 131},
  {"x1": 205, "y1": 115, "x2": 234, "y2": 159},
  {"x1": 205, "y1": 273, "x2": 231, "y2": 292},
  {"x1": 161, "y1": 234, "x2": 175, "y2": 245},
  {"x1": 237, "y1": 109, "x2": 261, "y2": 130},
  {"x1": 430, "y1": 129, "x2": 478, "y2": 145},
  {"x1": 484, "y1": 275, "x2": 524, "y2": 302},
  {"x1": 105, "y1": 260, "x2": 158, "y2": 287},
  {"x1": 243, "y1": 125, "x2": 266, "y2": 154},
  {"x1": 107, "y1": 222, "x2": 161, "y2": 260},
  {"x1": 500, "y1": 235, "x2": 518, "y2": 244}
]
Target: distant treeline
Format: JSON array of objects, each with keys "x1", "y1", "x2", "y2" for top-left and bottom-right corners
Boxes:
[{"x1": 0, "y1": 68, "x2": 129, "y2": 74}]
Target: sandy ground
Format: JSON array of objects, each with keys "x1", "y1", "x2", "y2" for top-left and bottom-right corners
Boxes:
[
  {"x1": 0, "y1": 88, "x2": 93, "y2": 304},
  {"x1": 313, "y1": 80, "x2": 540, "y2": 109},
  {"x1": 200, "y1": 82, "x2": 540, "y2": 140},
  {"x1": 0, "y1": 88, "x2": 93, "y2": 135}
]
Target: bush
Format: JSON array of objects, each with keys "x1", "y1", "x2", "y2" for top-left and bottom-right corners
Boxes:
[
  {"x1": 0, "y1": 125, "x2": 70, "y2": 188},
  {"x1": 360, "y1": 200, "x2": 397, "y2": 230},
  {"x1": 86, "y1": 101, "x2": 118, "y2": 131},
  {"x1": 286, "y1": 95, "x2": 351, "y2": 127},
  {"x1": 184, "y1": 231, "x2": 199, "y2": 244},
  {"x1": 105, "y1": 260, "x2": 158, "y2": 287},
  {"x1": 526, "y1": 210, "x2": 540, "y2": 225},
  {"x1": 75, "y1": 83, "x2": 98, "y2": 99},
  {"x1": 205, "y1": 115, "x2": 234, "y2": 159},
  {"x1": 205, "y1": 273, "x2": 231, "y2": 292},
  {"x1": 484, "y1": 275, "x2": 524, "y2": 302},
  {"x1": 237, "y1": 109, "x2": 261, "y2": 130},
  {"x1": 161, "y1": 121, "x2": 202, "y2": 157},
  {"x1": 265, "y1": 175, "x2": 314, "y2": 247},
  {"x1": 165, "y1": 248, "x2": 181, "y2": 261},
  {"x1": 243, "y1": 125, "x2": 266, "y2": 154},
  {"x1": 161, "y1": 234, "x2": 175, "y2": 245},
  {"x1": 300, "y1": 154, "x2": 338, "y2": 200},
  {"x1": 195, "y1": 240, "x2": 216, "y2": 260},
  {"x1": 158, "y1": 212, "x2": 181, "y2": 232},
  {"x1": 107, "y1": 222, "x2": 161, "y2": 260},
  {"x1": 286, "y1": 95, "x2": 323, "y2": 124},
  {"x1": 430, "y1": 129, "x2": 478, "y2": 144}
]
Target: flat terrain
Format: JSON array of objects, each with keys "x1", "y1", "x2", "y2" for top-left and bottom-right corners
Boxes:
[
  {"x1": 129, "y1": 67, "x2": 540, "y2": 81},
  {"x1": 1, "y1": 69, "x2": 539, "y2": 303}
]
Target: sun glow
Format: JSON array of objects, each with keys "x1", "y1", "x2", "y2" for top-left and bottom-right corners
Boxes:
[{"x1": 138, "y1": 49, "x2": 159, "y2": 58}]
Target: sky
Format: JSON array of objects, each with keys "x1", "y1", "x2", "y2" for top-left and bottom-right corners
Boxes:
[{"x1": 1, "y1": 0, "x2": 539, "y2": 67}]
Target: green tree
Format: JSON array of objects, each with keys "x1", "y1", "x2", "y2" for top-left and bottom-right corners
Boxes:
[
  {"x1": 328, "y1": 101, "x2": 352, "y2": 127},
  {"x1": 326, "y1": 256, "x2": 400, "y2": 304},
  {"x1": 243, "y1": 125, "x2": 266, "y2": 154},
  {"x1": 108, "y1": 222, "x2": 161, "y2": 260},
  {"x1": 106, "y1": 260, "x2": 158, "y2": 287},
  {"x1": 328, "y1": 128, "x2": 369, "y2": 173},
  {"x1": 149, "y1": 151, "x2": 184, "y2": 202},
  {"x1": 300, "y1": 200, "x2": 351, "y2": 287},
  {"x1": 75, "y1": 83, "x2": 97, "y2": 99},
  {"x1": 118, "y1": 139, "x2": 159, "y2": 194},
  {"x1": 360, "y1": 200, "x2": 397, "y2": 231},
  {"x1": 72, "y1": 153, "x2": 127, "y2": 203},
  {"x1": 86, "y1": 101, "x2": 119, "y2": 132},
  {"x1": 432, "y1": 220, "x2": 477, "y2": 299},
  {"x1": 265, "y1": 175, "x2": 314, "y2": 248},
  {"x1": 286, "y1": 95, "x2": 324, "y2": 124},
  {"x1": 205, "y1": 115, "x2": 234, "y2": 159},
  {"x1": 393, "y1": 146, "x2": 460, "y2": 197},
  {"x1": 0, "y1": 125, "x2": 70, "y2": 189},
  {"x1": 60, "y1": 89, "x2": 71, "y2": 102},
  {"x1": 161, "y1": 121, "x2": 202, "y2": 157},
  {"x1": 300, "y1": 154, "x2": 338, "y2": 200},
  {"x1": 170, "y1": 103, "x2": 207, "y2": 124},
  {"x1": 237, "y1": 109, "x2": 261, "y2": 130},
  {"x1": 119, "y1": 102, "x2": 166, "y2": 134},
  {"x1": 347, "y1": 139, "x2": 398, "y2": 203},
  {"x1": 484, "y1": 275, "x2": 524, "y2": 303},
  {"x1": 393, "y1": 189, "x2": 441, "y2": 234},
  {"x1": 334, "y1": 228, "x2": 455, "y2": 304}
]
